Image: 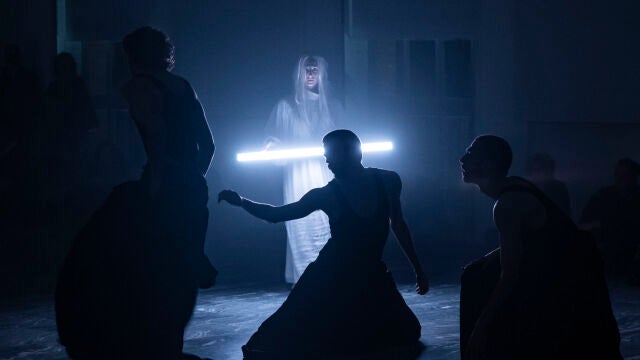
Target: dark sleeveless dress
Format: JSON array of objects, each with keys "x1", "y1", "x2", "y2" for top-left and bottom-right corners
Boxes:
[
  {"x1": 461, "y1": 177, "x2": 621, "y2": 360},
  {"x1": 55, "y1": 74, "x2": 216, "y2": 359},
  {"x1": 242, "y1": 168, "x2": 421, "y2": 359}
]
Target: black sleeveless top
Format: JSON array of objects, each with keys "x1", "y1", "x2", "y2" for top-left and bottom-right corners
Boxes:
[
  {"x1": 499, "y1": 177, "x2": 578, "y2": 292},
  {"x1": 492, "y1": 178, "x2": 621, "y2": 359},
  {"x1": 315, "y1": 168, "x2": 390, "y2": 271}
]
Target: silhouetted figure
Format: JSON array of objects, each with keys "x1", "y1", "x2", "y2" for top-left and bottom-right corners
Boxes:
[
  {"x1": 44, "y1": 52, "x2": 97, "y2": 169},
  {"x1": 526, "y1": 153, "x2": 571, "y2": 216},
  {"x1": 459, "y1": 135, "x2": 621, "y2": 360},
  {"x1": 42, "y1": 53, "x2": 98, "y2": 211},
  {"x1": 580, "y1": 158, "x2": 640, "y2": 285},
  {"x1": 0, "y1": 44, "x2": 38, "y2": 151},
  {"x1": 55, "y1": 27, "x2": 216, "y2": 360},
  {"x1": 219, "y1": 129, "x2": 428, "y2": 359},
  {"x1": 0, "y1": 44, "x2": 39, "y2": 189},
  {"x1": 265, "y1": 55, "x2": 344, "y2": 284}
]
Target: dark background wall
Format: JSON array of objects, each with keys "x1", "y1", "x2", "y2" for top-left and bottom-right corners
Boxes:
[
  {"x1": 515, "y1": 0, "x2": 640, "y2": 219},
  {"x1": 2, "y1": 0, "x2": 639, "y2": 297}
]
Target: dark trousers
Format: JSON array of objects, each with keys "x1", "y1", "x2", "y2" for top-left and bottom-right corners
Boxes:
[{"x1": 459, "y1": 250, "x2": 500, "y2": 358}]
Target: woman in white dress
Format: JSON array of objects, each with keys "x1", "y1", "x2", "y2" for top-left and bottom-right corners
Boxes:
[{"x1": 265, "y1": 56, "x2": 343, "y2": 283}]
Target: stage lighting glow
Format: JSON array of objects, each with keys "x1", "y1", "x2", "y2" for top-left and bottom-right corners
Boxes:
[{"x1": 237, "y1": 141, "x2": 393, "y2": 162}]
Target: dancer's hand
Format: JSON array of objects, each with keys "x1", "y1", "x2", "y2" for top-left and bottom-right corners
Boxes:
[
  {"x1": 218, "y1": 190, "x2": 242, "y2": 206},
  {"x1": 416, "y1": 271, "x2": 429, "y2": 295}
]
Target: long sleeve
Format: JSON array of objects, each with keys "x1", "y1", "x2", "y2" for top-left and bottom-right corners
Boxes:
[{"x1": 265, "y1": 99, "x2": 295, "y2": 143}]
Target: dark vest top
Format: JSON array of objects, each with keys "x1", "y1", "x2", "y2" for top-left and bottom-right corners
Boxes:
[
  {"x1": 499, "y1": 177, "x2": 586, "y2": 297},
  {"x1": 316, "y1": 169, "x2": 390, "y2": 271}
]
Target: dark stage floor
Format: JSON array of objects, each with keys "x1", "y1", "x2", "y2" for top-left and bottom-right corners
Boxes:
[{"x1": 1, "y1": 284, "x2": 639, "y2": 359}]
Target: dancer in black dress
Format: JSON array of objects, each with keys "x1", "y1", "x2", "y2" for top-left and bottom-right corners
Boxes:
[
  {"x1": 219, "y1": 129, "x2": 429, "y2": 359},
  {"x1": 55, "y1": 27, "x2": 216, "y2": 360}
]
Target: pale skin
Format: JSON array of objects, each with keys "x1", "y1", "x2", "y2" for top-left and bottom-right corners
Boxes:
[
  {"x1": 219, "y1": 149, "x2": 429, "y2": 295},
  {"x1": 460, "y1": 139, "x2": 546, "y2": 360},
  {"x1": 304, "y1": 65, "x2": 319, "y2": 91}
]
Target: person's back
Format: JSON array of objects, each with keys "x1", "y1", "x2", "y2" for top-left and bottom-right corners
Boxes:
[
  {"x1": 123, "y1": 70, "x2": 202, "y2": 174},
  {"x1": 318, "y1": 167, "x2": 394, "y2": 269}
]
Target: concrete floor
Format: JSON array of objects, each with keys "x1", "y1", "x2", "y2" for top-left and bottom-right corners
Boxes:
[{"x1": 1, "y1": 284, "x2": 639, "y2": 359}]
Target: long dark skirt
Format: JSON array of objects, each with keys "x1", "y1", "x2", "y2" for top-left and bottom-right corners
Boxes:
[
  {"x1": 55, "y1": 176, "x2": 213, "y2": 359},
  {"x1": 243, "y1": 260, "x2": 421, "y2": 359}
]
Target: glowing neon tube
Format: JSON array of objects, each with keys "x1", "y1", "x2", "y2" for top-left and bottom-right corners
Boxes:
[{"x1": 237, "y1": 141, "x2": 393, "y2": 162}]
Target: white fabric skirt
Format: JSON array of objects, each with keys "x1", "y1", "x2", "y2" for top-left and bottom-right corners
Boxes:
[{"x1": 283, "y1": 159, "x2": 333, "y2": 283}]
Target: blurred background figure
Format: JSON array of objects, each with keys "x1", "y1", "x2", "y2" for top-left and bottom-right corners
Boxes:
[
  {"x1": 526, "y1": 153, "x2": 571, "y2": 217},
  {"x1": 580, "y1": 158, "x2": 640, "y2": 285},
  {"x1": 0, "y1": 44, "x2": 40, "y2": 189},
  {"x1": 44, "y1": 52, "x2": 97, "y2": 168},
  {"x1": 0, "y1": 44, "x2": 39, "y2": 151},
  {"x1": 265, "y1": 55, "x2": 344, "y2": 284},
  {"x1": 43, "y1": 52, "x2": 98, "y2": 210}
]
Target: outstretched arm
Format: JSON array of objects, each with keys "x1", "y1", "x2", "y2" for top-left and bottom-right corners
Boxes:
[
  {"x1": 388, "y1": 173, "x2": 429, "y2": 295},
  {"x1": 218, "y1": 188, "x2": 324, "y2": 223}
]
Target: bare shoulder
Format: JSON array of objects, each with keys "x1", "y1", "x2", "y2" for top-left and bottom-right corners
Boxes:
[
  {"x1": 306, "y1": 183, "x2": 337, "y2": 214},
  {"x1": 369, "y1": 168, "x2": 402, "y2": 196},
  {"x1": 305, "y1": 186, "x2": 329, "y2": 200}
]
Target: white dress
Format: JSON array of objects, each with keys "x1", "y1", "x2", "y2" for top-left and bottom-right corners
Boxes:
[{"x1": 266, "y1": 90, "x2": 341, "y2": 283}]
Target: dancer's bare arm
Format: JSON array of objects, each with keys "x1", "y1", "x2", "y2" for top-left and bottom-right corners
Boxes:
[
  {"x1": 465, "y1": 192, "x2": 531, "y2": 359},
  {"x1": 218, "y1": 188, "x2": 325, "y2": 223},
  {"x1": 386, "y1": 171, "x2": 429, "y2": 295}
]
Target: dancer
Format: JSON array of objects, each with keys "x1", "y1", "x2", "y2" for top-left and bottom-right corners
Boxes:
[
  {"x1": 459, "y1": 135, "x2": 621, "y2": 360},
  {"x1": 580, "y1": 158, "x2": 640, "y2": 284},
  {"x1": 265, "y1": 55, "x2": 343, "y2": 283},
  {"x1": 219, "y1": 129, "x2": 428, "y2": 358},
  {"x1": 55, "y1": 27, "x2": 216, "y2": 360},
  {"x1": 526, "y1": 153, "x2": 571, "y2": 216}
]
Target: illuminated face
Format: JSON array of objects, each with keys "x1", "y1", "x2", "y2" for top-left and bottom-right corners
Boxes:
[
  {"x1": 460, "y1": 140, "x2": 486, "y2": 184},
  {"x1": 305, "y1": 66, "x2": 319, "y2": 90}
]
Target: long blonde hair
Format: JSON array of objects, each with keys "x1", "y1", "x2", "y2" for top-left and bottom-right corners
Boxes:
[{"x1": 293, "y1": 55, "x2": 331, "y2": 127}]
